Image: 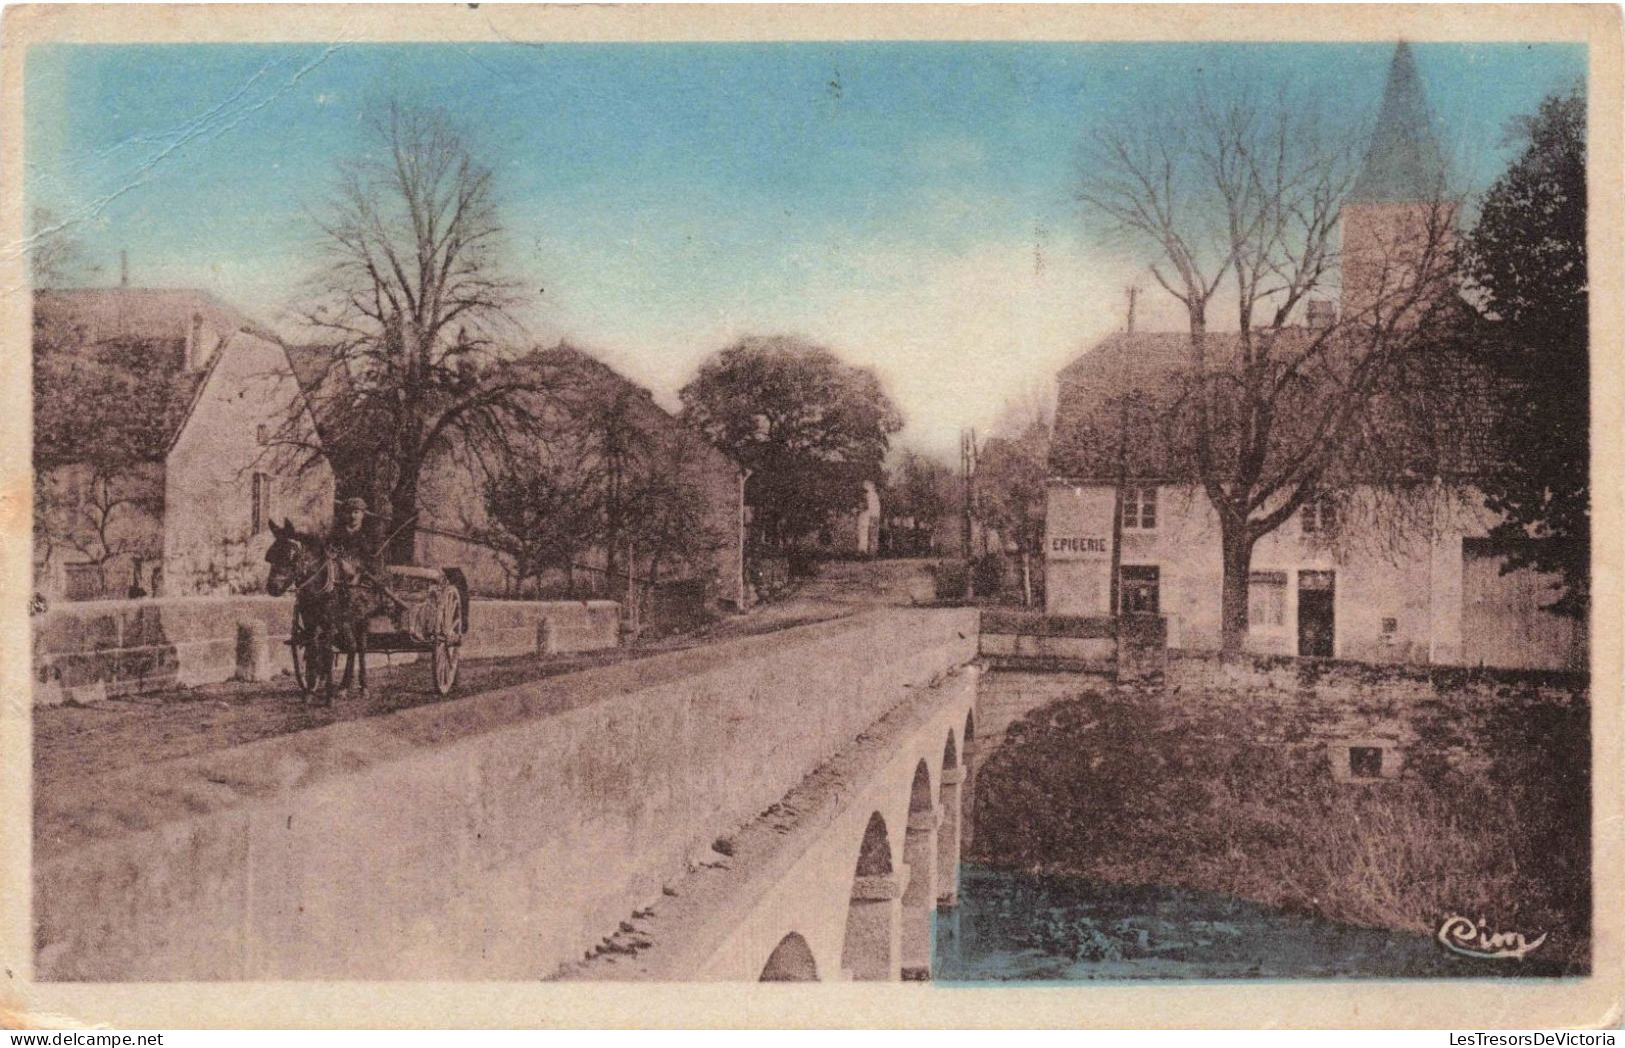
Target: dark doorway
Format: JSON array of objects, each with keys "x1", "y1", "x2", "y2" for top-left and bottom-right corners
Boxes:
[
  {"x1": 1298, "y1": 570, "x2": 1335, "y2": 657},
  {"x1": 1119, "y1": 565, "x2": 1160, "y2": 615}
]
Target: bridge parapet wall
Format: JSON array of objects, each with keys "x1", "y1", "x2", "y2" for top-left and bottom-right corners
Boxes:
[
  {"x1": 30, "y1": 596, "x2": 619, "y2": 706},
  {"x1": 34, "y1": 607, "x2": 978, "y2": 981},
  {"x1": 978, "y1": 610, "x2": 1167, "y2": 678}
]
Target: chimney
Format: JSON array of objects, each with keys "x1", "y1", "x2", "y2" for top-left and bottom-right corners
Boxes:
[
  {"x1": 1306, "y1": 300, "x2": 1337, "y2": 330},
  {"x1": 187, "y1": 312, "x2": 205, "y2": 370}
]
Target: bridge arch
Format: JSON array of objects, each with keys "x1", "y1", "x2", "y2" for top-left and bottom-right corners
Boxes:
[
  {"x1": 759, "y1": 932, "x2": 818, "y2": 982},
  {"x1": 840, "y1": 812, "x2": 899, "y2": 980},
  {"x1": 937, "y1": 728, "x2": 963, "y2": 909},
  {"x1": 901, "y1": 760, "x2": 936, "y2": 979},
  {"x1": 615, "y1": 657, "x2": 977, "y2": 982},
  {"x1": 961, "y1": 710, "x2": 978, "y2": 851}
]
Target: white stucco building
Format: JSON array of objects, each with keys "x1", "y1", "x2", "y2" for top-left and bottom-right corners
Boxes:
[{"x1": 1042, "y1": 45, "x2": 1585, "y2": 672}]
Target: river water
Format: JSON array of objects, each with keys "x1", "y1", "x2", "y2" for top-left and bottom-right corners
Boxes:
[{"x1": 934, "y1": 865, "x2": 1560, "y2": 982}]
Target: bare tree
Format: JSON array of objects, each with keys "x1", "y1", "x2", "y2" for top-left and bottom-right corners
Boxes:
[
  {"x1": 292, "y1": 101, "x2": 552, "y2": 561},
  {"x1": 1080, "y1": 83, "x2": 1459, "y2": 650},
  {"x1": 476, "y1": 449, "x2": 604, "y2": 598},
  {"x1": 34, "y1": 463, "x2": 163, "y2": 596},
  {"x1": 981, "y1": 391, "x2": 1054, "y2": 606},
  {"x1": 28, "y1": 206, "x2": 95, "y2": 289},
  {"x1": 884, "y1": 450, "x2": 954, "y2": 557},
  {"x1": 626, "y1": 428, "x2": 726, "y2": 614},
  {"x1": 473, "y1": 349, "x2": 721, "y2": 616},
  {"x1": 34, "y1": 328, "x2": 176, "y2": 597}
]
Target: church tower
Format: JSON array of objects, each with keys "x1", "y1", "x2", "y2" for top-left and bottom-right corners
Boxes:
[{"x1": 1341, "y1": 42, "x2": 1452, "y2": 324}]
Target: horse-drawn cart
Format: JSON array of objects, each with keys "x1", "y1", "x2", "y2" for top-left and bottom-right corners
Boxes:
[{"x1": 289, "y1": 565, "x2": 470, "y2": 697}]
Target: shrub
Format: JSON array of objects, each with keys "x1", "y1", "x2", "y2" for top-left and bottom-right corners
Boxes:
[
  {"x1": 970, "y1": 686, "x2": 1591, "y2": 974},
  {"x1": 972, "y1": 553, "x2": 1008, "y2": 597},
  {"x1": 786, "y1": 549, "x2": 823, "y2": 579},
  {"x1": 933, "y1": 559, "x2": 970, "y2": 601}
]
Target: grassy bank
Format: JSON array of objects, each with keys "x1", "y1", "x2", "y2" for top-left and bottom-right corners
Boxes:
[{"x1": 968, "y1": 685, "x2": 1590, "y2": 975}]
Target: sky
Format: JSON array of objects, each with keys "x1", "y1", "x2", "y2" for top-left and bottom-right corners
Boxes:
[{"x1": 24, "y1": 41, "x2": 1586, "y2": 459}]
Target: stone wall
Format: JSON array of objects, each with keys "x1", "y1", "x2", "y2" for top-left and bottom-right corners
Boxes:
[
  {"x1": 469, "y1": 599, "x2": 620, "y2": 658},
  {"x1": 981, "y1": 654, "x2": 1587, "y2": 783},
  {"x1": 977, "y1": 652, "x2": 1588, "y2": 792},
  {"x1": 978, "y1": 610, "x2": 1167, "y2": 681},
  {"x1": 33, "y1": 608, "x2": 978, "y2": 979},
  {"x1": 1162, "y1": 650, "x2": 1588, "y2": 780},
  {"x1": 975, "y1": 653, "x2": 1586, "y2": 792},
  {"x1": 32, "y1": 596, "x2": 296, "y2": 704},
  {"x1": 32, "y1": 596, "x2": 621, "y2": 706},
  {"x1": 979, "y1": 609, "x2": 1116, "y2": 666}
]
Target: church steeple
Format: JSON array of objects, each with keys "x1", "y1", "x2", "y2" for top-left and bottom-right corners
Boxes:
[
  {"x1": 1339, "y1": 42, "x2": 1454, "y2": 325},
  {"x1": 1350, "y1": 42, "x2": 1447, "y2": 204}
]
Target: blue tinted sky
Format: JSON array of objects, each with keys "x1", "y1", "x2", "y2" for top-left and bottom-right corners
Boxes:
[{"x1": 25, "y1": 42, "x2": 1585, "y2": 455}]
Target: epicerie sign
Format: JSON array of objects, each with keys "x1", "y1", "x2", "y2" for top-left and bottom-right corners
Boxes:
[{"x1": 1049, "y1": 535, "x2": 1111, "y2": 560}]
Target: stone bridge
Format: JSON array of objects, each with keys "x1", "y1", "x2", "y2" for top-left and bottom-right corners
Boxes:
[{"x1": 34, "y1": 607, "x2": 980, "y2": 983}]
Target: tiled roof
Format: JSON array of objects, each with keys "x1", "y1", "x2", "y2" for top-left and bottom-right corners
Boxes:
[
  {"x1": 32, "y1": 288, "x2": 266, "y2": 466},
  {"x1": 33, "y1": 287, "x2": 266, "y2": 346},
  {"x1": 1049, "y1": 321, "x2": 1498, "y2": 484},
  {"x1": 1050, "y1": 329, "x2": 1254, "y2": 480},
  {"x1": 523, "y1": 343, "x2": 744, "y2": 475},
  {"x1": 281, "y1": 340, "x2": 356, "y2": 438}
]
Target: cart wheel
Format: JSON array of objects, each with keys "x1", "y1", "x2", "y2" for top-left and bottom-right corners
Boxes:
[
  {"x1": 290, "y1": 610, "x2": 333, "y2": 696},
  {"x1": 432, "y1": 598, "x2": 462, "y2": 696}
]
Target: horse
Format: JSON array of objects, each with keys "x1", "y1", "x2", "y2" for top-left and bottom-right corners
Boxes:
[{"x1": 264, "y1": 518, "x2": 387, "y2": 705}]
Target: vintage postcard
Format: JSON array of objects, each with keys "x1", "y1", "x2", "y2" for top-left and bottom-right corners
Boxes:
[{"x1": 0, "y1": 3, "x2": 1620, "y2": 1031}]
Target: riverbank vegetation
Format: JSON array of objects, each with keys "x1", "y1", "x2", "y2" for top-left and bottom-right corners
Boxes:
[{"x1": 969, "y1": 684, "x2": 1589, "y2": 975}]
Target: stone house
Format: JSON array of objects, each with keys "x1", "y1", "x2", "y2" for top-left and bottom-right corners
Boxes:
[
  {"x1": 401, "y1": 344, "x2": 748, "y2": 614},
  {"x1": 33, "y1": 288, "x2": 333, "y2": 600},
  {"x1": 1042, "y1": 46, "x2": 1584, "y2": 672}
]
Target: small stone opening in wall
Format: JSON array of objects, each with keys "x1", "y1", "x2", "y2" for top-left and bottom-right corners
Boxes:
[
  {"x1": 1331, "y1": 739, "x2": 1401, "y2": 783},
  {"x1": 1349, "y1": 745, "x2": 1384, "y2": 779},
  {"x1": 1381, "y1": 617, "x2": 1398, "y2": 635}
]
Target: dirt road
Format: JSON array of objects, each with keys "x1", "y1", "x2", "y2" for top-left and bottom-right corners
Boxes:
[{"x1": 34, "y1": 558, "x2": 939, "y2": 791}]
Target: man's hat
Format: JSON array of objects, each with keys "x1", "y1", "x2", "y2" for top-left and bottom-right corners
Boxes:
[{"x1": 341, "y1": 497, "x2": 369, "y2": 514}]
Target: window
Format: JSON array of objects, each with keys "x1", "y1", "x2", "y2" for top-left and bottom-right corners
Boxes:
[
  {"x1": 1330, "y1": 739, "x2": 1402, "y2": 783},
  {"x1": 1119, "y1": 565, "x2": 1160, "y2": 615},
  {"x1": 1349, "y1": 746, "x2": 1384, "y2": 779},
  {"x1": 63, "y1": 563, "x2": 108, "y2": 602},
  {"x1": 1248, "y1": 570, "x2": 1287, "y2": 629},
  {"x1": 1301, "y1": 494, "x2": 1336, "y2": 536},
  {"x1": 251, "y1": 473, "x2": 272, "y2": 535},
  {"x1": 1122, "y1": 485, "x2": 1158, "y2": 530},
  {"x1": 256, "y1": 423, "x2": 269, "y2": 446}
]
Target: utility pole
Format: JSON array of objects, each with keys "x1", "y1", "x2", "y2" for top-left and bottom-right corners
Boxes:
[
  {"x1": 960, "y1": 428, "x2": 977, "y2": 601},
  {"x1": 1109, "y1": 285, "x2": 1140, "y2": 617},
  {"x1": 119, "y1": 249, "x2": 129, "y2": 289}
]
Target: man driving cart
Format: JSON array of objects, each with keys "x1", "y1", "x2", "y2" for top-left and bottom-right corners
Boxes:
[{"x1": 327, "y1": 496, "x2": 385, "y2": 588}]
